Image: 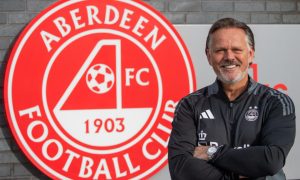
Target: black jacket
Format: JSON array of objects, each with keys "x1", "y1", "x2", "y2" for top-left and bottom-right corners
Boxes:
[{"x1": 168, "y1": 77, "x2": 296, "y2": 180}]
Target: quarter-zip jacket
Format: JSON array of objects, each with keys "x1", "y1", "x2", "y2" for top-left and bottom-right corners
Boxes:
[{"x1": 168, "y1": 77, "x2": 296, "y2": 180}]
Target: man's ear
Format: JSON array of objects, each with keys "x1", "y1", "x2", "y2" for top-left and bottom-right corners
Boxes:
[
  {"x1": 248, "y1": 48, "x2": 255, "y2": 65},
  {"x1": 206, "y1": 48, "x2": 212, "y2": 66}
]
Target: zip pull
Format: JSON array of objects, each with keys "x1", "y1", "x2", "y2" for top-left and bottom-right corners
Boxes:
[{"x1": 229, "y1": 102, "x2": 234, "y2": 108}]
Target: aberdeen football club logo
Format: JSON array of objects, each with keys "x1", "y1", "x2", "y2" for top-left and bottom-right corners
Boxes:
[{"x1": 4, "y1": 0, "x2": 195, "y2": 179}]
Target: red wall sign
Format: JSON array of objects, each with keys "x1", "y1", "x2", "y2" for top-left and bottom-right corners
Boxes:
[
  {"x1": 4, "y1": 0, "x2": 195, "y2": 179},
  {"x1": 250, "y1": 63, "x2": 288, "y2": 93}
]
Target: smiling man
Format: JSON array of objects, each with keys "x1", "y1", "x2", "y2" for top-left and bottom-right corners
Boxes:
[{"x1": 168, "y1": 18, "x2": 296, "y2": 180}]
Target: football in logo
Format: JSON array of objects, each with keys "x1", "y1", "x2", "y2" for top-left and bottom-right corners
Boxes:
[
  {"x1": 86, "y1": 63, "x2": 115, "y2": 94},
  {"x1": 4, "y1": 0, "x2": 196, "y2": 179}
]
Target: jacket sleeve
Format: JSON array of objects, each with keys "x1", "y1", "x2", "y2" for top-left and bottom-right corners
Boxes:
[
  {"x1": 168, "y1": 97, "x2": 232, "y2": 180},
  {"x1": 210, "y1": 94, "x2": 296, "y2": 178}
]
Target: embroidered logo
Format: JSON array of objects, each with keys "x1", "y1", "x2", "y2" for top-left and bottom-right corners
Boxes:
[
  {"x1": 198, "y1": 130, "x2": 219, "y2": 146},
  {"x1": 245, "y1": 106, "x2": 259, "y2": 121},
  {"x1": 199, "y1": 109, "x2": 215, "y2": 119},
  {"x1": 198, "y1": 130, "x2": 207, "y2": 141}
]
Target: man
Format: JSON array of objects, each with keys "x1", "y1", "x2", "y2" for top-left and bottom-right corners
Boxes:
[{"x1": 168, "y1": 18, "x2": 296, "y2": 180}]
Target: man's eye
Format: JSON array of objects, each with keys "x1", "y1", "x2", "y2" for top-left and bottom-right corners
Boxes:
[
  {"x1": 215, "y1": 49, "x2": 224, "y2": 53},
  {"x1": 233, "y1": 49, "x2": 243, "y2": 53}
]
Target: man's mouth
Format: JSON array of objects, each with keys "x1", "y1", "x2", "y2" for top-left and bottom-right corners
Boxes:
[
  {"x1": 220, "y1": 60, "x2": 241, "y2": 69},
  {"x1": 221, "y1": 64, "x2": 240, "y2": 69}
]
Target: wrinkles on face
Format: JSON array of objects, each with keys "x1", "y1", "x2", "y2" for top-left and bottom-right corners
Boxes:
[{"x1": 207, "y1": 28, "x2": 254, "y2": 85}]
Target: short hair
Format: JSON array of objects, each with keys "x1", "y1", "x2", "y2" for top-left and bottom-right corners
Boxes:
[{"x1": 205, "y1": 18, "x2": 255, "y2": 51}]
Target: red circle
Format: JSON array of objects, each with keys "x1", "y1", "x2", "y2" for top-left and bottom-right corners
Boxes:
[{"x1": 4, "y1": 0, "x2": 196, "y2": 179}]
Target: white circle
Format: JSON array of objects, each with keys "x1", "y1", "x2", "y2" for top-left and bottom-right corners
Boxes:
[
  {"x1": 86, "y1": 63, "x2": 115, "y2": 94},
  {"x1": 42, "y1": 30, "x2": 163, "y2": 154}
]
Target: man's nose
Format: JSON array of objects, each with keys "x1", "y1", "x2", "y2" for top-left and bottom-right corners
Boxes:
[{"x1": 224, "y1": 50, "x2": 235, "y2": 60}]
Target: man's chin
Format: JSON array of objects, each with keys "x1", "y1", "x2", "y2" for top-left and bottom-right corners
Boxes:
[
  {"x1": 219, "y1": 79, "x2": 239, "y2": 84},
  {"x1": 218, "y1": 74, "x2": 244, "y2": 84}
]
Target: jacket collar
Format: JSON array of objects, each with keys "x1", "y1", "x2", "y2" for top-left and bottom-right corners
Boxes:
[{"x1": 208, "y1": 75, "x2": 258, "y2": 102}]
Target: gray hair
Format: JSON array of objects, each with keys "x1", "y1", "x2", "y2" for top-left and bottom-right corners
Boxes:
[{"x1": 205, "y1": 18, "x2": 255, "y2": 52}]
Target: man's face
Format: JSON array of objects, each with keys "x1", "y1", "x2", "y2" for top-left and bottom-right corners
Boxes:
[{"x1": 206, "y1": 28, "x2": 254, "y2": 84}]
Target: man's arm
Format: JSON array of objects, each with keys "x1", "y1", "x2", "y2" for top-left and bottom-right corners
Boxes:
[
  {"x1": 168, "y1": 97, "x2": 231, "y2": 180},
  {"x1": 195, "y1": 95, "x2": 296, "y2": 178}
]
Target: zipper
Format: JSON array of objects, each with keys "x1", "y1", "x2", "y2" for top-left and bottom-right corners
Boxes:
[{"x1": 229, "y1": 102, "x2": 234, "y2": 147}]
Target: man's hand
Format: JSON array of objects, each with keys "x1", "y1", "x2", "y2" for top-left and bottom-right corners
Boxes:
[
  {"x1": 193, "y1": 146, "x2": 210, "y2": 161},
  {"x1": 194, "y1": 146, "x2": 248, "y2": 179}
]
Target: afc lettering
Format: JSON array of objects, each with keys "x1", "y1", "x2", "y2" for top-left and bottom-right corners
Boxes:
[
  {"x1": 125, "y1": 68, "x2": 149, "y2": 86},
  {"x1": 250, "y1": 63, "x2": 288, "y2": 93}
]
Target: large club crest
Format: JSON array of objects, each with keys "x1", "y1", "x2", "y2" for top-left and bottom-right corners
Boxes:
[{"x1": 4, "y1": 0, "x2": 196, "y2": 179}]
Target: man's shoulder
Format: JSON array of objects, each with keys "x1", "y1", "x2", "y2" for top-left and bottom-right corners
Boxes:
[
  {"x1": 179, "y1": 85, "x2": 212, "y2": 104},
  {"x1": 253, "y1": 83, "x2": 295, "y2": 115},
  {"x1": 252, "y1": 82, "x2": 292, "y2": 100},
  {"x1": 186, "y1": 84, "x2": 213, "y2": 97}
]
